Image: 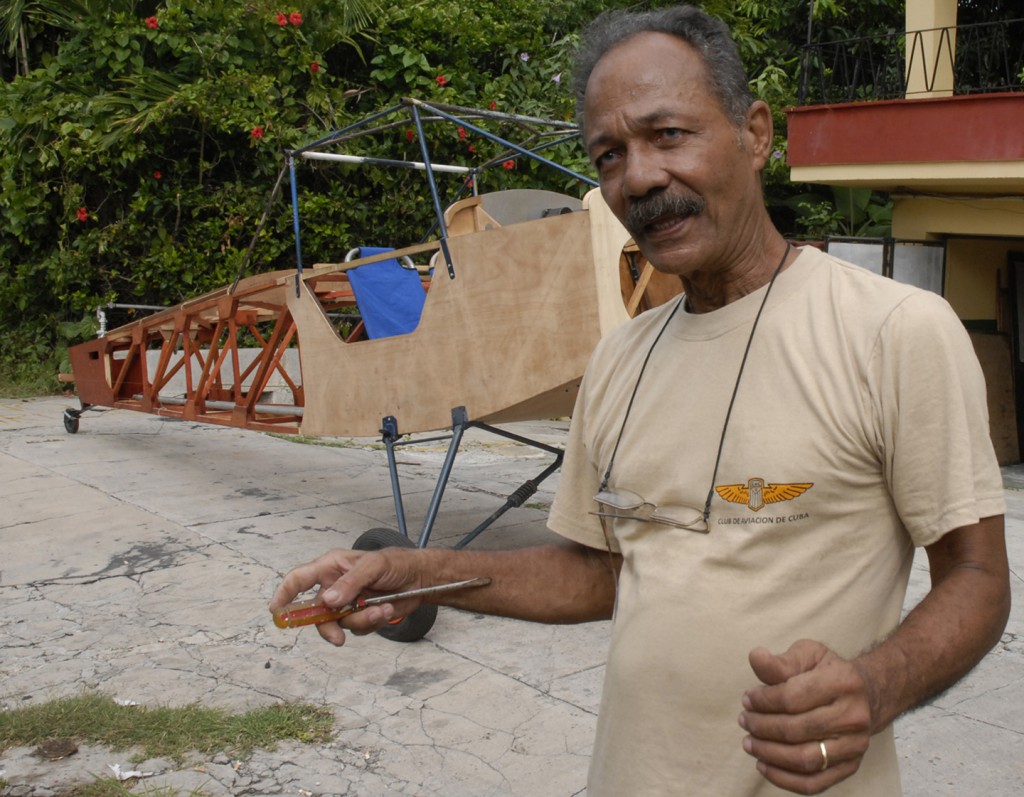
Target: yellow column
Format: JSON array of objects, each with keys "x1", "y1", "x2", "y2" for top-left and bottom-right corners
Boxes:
[{"x1": 905, "y1": 0, "x2": 957, "y2": 97}]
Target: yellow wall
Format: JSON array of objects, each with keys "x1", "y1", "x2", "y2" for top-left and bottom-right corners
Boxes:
[
  {"x1": 893, "y1": 196, "x2": 1024, "y2": 322},
  {"x1": 893, "y1": 195, "x2": 1024, "y2": 239},
  {"x1": 944, "y1": 239, "x2": 1016, "y2": 321},
  {"x1": 905, "y1": 0, "x2": 957, "y2": 36}
]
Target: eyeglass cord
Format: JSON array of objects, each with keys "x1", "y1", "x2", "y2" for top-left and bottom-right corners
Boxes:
[
  {"x1": 699, "y1": 243, "x2": 790, "y2": 519},
  {"x1": 598, "y1": 295, "x2": 683, "y2": 493},
  {"x1": 598, "y1": 243, "x2": 792, "y2": 523}
]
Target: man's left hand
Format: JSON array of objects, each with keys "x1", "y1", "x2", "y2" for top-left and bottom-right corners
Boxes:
[{"x1": 738, "y1": 639, "x2": 875, "y2": 794}]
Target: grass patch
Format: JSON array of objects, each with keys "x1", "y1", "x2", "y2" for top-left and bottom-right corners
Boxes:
[
  {"x1": 0, "y1": 693, "x2": 334, "y2": 764},
  {"x1": 0, "y1": 363, "x2": 65, "y2": 398},
  {"x1": 52, "y1": 779, "x2": 209, "y2": 797}
]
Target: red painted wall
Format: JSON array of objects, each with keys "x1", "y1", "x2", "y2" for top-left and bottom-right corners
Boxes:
[{"x1": 785, "y1": 93, "x2": 1024, "y2": 166}]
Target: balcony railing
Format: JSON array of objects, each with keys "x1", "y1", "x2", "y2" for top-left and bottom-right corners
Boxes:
[{"x1": 798, "y1": 18, "x2": 1024, "y2": 105}]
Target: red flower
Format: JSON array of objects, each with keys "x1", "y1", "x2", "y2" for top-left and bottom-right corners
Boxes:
[
  {"x1": 488, "y1": 101, "x2": 497, "y2": 110},
  {"x1": 145, "y1": 16, "x2": 158, "y2": 29},
  {"x1": 153, "y1": 170, "x2": 162, "y2": 180},
  {"x1": 276, "y1": 13, "x2": 288, "y2": 26},
  {"x1": 289, "y1": 12, "x2": 303, "y2": 26},
  {"x1": 405, "y1": 129, "x2": 414, "y2": 143},
  {"x1": 76, "y1": 207, "x2": 88, "y2": 222},
  {"x1": 435, "y1": 75, "x2": 447, "y2": 86},
  {"x1": 251, "y1": 126, "x2": 265, "y2": 140},
  {"x1": 457, "y1": 127, "x2": 466, "y2": 140},
  {"x1": 467, "y1": 143, "x2": 476, "y2": 154},
  {"x1": 310, "y1": 61, "x2": 319, "y2": 74},
  {"x1": 502, "y1": 160, "x2": 515, "y2": 170}
]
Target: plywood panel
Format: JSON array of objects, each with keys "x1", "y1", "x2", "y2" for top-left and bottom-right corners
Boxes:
[
  {"x1": 970, "y1": 330, "x2": 1018, "y2": 465},
  {"x1": 293, "y1": 200, "x2": 631, "y2": 436}
]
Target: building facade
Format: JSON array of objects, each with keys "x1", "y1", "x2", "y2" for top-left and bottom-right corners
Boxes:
[{"x1": 786, "y1": 0, "x2": 1024, "y2": 463}]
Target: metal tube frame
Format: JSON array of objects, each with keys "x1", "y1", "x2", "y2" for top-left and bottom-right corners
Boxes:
[
  {"x1": 380, "y1": 406, "x2": 564, "y2": 550},
  {"x1": 282, "y1": 99, "x2": 594, "y2": 288}
]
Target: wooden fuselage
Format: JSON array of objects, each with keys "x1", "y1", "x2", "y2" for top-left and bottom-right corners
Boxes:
[{"x1": 68, "y1": 189, "x2": 680, "y2": 437}]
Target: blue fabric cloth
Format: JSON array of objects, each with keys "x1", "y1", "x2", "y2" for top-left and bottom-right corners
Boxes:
[{"x1": 346, "y1": 246, "x2": 427, "y2": 339}]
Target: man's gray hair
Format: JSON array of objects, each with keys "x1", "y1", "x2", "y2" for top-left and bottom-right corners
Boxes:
[{"x1": 571, "y1": 5, "x2": 754, "y2": 130}]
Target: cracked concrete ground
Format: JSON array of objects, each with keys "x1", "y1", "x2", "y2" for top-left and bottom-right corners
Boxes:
[{"x1": 1, "y1": 396, "x2": 1022, "y2": 796}]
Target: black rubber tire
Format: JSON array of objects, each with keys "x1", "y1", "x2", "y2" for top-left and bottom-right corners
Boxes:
[
  {"x1": 63, "y1": 410, "x2": 80, "y2": 434},
  {"x1": 352, "y1": 527, "x2": 438, "y2": 642}
]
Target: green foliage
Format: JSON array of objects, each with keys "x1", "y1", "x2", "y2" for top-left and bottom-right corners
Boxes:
[
  {"x1": 0, "y1": 692, "x2": 334, "y2": 763},
  {"x1": 0, "y1": 1, "x2": 367, "y2": 383},
  {"x1": 789, "y1": 186, "x2": 893, "y2": 239},
  {"x1": 62, "y1": 778, "x2": 210, "y2": 797},
  {"x1": 0, "y1": 0, "x2": 904, "y2": 386}
]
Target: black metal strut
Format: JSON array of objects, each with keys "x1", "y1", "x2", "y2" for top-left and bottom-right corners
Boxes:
[{"x1": 379, "y1": 406, "x2": 564, "y2": 550}]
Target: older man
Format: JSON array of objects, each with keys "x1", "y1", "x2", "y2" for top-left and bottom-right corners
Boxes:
[{"x1": 272, "y1": 6, "x2": 1010, "y2": 795}]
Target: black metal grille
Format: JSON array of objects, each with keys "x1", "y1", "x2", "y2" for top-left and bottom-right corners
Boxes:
[{"x1": 798, "y1": 18, "x2": 1024, "y2": 105}]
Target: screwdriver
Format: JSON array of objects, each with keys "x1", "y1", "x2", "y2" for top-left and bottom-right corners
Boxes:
[{"x1": 272, "y1": 576, "x2": 491, "y2": 628}]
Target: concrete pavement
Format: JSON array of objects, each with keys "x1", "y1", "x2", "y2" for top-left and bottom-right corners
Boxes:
[{"x1": 1, "y1": 396, "x2": 1022, "y2": 796}]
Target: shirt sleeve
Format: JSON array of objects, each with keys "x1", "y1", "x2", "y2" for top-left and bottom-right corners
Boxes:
[
  {"x1": 874, "y1": 291, "x2": 1005, "y2": 546},
  {"x1": 548, "y1": 367, "x2": 621, "y2": 553}
]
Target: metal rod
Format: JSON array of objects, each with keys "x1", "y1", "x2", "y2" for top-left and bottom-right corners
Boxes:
[
  {"x1": 291, "y1": 103, "x2": 406, "y2": 156},
  {"x1": 381, "y1": 416, "x2": 410, "y2": 540},
  {"x1": 411, "y1": 103, "x2": 455, "y2": 279},
  {"x1": 359, "y1": 576, "x2": 491, "y2": 607},
  {"x1": 231, "y1": 162, "x2": 289, "y2": 294},
  {"x1": 468, "y1": 420, "x2": 565, "y2": 456},
  {"x1": 299, "y1": 151, "x2": 471, "y2": 174},
  {"x1": 105, "y1": 302, "x2": 169, "y2": 311},
  {"x1": 416, "y1": 98, "x2": 578, "y2": 130},
  {"x1": 148, "y1": 394, "x2": 303, "y2": 417},
  {"x1": 454, "y1": 456, "x2": 563, "y2": 550},
  {"x1": 287, "y1": 153, "x2": 303, "y2": 297},
  {"x1": 416, "y1": 407, "x2": 469, "y2": 549},
  {"x1": 415, "y1": 100, "x2": 597, "y2": 188},
  {"x1": 454, "y1": 426, "x2": 563, "y2": 549}
]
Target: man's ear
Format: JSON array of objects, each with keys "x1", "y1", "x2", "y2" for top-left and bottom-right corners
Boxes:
[{"x1": 744, "y1": 100, "x2": 774, "y2": 171}]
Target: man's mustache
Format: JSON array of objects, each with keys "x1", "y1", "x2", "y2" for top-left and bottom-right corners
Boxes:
[{"x1": 625, "y1": 192, "x2": 706, "y2": 239}]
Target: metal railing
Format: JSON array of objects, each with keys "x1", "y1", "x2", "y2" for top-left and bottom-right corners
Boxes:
[{"x1": 798, "y1": 18, "x2": 1024, "y2": 105}]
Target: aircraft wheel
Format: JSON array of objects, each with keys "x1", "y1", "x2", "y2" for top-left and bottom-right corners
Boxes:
[
  {"x1": 63, "y1": 410, "x2": 80, "y2": 434},
  {"x1": 353, "y1": 527, "x2": 437, "y2": 642}
]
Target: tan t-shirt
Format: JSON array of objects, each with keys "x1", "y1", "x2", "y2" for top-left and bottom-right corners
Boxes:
[{"x1": 548, "y1": 246, "x2": 1005, "y2": 796}]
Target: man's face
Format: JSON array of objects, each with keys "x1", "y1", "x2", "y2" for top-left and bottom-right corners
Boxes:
[{"x1": 582, "y1": 32, "x2": 770, "y2": 277}]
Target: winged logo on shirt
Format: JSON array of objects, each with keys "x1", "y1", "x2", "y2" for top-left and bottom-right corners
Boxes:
[{"x1": 715, "y1": 478, "x2": 813, "y2": 512}]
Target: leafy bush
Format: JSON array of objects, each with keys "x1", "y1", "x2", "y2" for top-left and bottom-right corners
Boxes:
[
  {"x1": 0, "y1": 2, "x2": 332, "y2": 384},
  {"x1": 0, "y1": 0, "x2": 901, "y2": 391},
  {"x1": 0, "y1": 0, "x2": 609, "y2": 389}
]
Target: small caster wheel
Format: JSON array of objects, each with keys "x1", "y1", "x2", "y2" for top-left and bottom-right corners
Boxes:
[{"x1": 352, "y1": 527, "x2": 438, "y2": 642}]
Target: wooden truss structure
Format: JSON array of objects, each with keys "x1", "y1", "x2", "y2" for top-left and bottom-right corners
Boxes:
[
  {"x1": 67, "y1": 100, "x2": 680, "y2": 439},
  {"x1": 67, "y1": 188, "x2": 679, "y2": 436}
]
